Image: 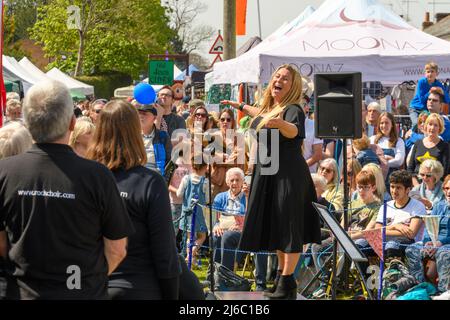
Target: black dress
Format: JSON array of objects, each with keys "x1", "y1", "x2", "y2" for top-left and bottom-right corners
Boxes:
[{"x1": 239, "y1": 104, "x2": 321, "y2": 253}]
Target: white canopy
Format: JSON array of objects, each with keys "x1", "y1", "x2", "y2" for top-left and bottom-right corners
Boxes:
[
  {"x1": 18, "y1": 57, "x2": 52, "y2": 83},
  {"x1": 213, "y1": 0, "x2": 450, "y2": 85},
  {"x1": 46, "y1": 67, "x2": 94, "y2": 96},
  {"x1": 2, "y1": 55, "x2": 37, "y2": 93}
]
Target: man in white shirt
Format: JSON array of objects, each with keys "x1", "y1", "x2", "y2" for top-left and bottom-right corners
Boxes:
[{"x1": 375, "y1": 170, "x2": 424, "y2": 260}]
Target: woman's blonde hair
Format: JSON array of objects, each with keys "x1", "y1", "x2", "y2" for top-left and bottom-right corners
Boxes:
[
  {"x1": 361, "y1": 163, "x2": 385, "y2": 200},
  {"x1": 319, "y1": 158, "x2": 339, "y2": 185},
  {"x1": 253, "y1": 64, "x2": 303, "y2": 131},
  {"x1": 0, "y1": 122, "x2": 33, "y2": 159},
  {"x1": 424, "y1": 113, "x2": 445, "y2": 135},
  {"x1": 69, "y1": 117, "x2": 95, "y2": 149},
  {"x1": 87, "y1": 100, "x2": 147, "y2": 170}
]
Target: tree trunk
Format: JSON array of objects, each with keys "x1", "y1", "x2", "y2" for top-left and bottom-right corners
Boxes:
[{"x1": 74, "y1": 29, "x2": 84, "y2": 76}]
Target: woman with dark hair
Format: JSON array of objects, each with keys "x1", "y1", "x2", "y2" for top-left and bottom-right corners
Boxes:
[
  {"x1": 210, "y1": 108, "x2": 246, "y2": 198},
  {"x1": 369, "y1": 112, "x2": 405, "y2": 184},
  {"x1": 187, "y1": 105, "x2": 210, "y2": 134},
  {"x1": 88, "y1": 100, "x2": 181, "y2": 300}
]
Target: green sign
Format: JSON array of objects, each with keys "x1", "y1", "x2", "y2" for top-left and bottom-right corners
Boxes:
[{"x1": 148, "y1": 60, "x2": 174, "y2": 85}]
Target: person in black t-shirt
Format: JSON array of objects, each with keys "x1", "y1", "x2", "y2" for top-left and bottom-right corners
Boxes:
[
  {"x1": 88, "y1": 99, "x2": 181, "y2": 300},
  {"x1": 156, "y1": 86, "x2": 186, "y2": 140},
  {"x1": 0, "y1": 80, "x2": 134, "y2": 300}
]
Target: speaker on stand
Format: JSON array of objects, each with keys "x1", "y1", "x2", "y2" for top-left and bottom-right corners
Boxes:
[{"x1": 314, "y1": 72, "x2": 363, "y2": 298}]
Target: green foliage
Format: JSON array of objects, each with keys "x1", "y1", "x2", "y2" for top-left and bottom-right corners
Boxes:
[
  {"x1": 76, "y1": 72, "x2": 132, "y2": 99},
  {"x1": 30, "y1": 0, "x2": 176, "y2": 77}
]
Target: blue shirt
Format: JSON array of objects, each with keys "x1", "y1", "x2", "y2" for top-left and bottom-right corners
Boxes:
[
  {"x1": 423, "y1": 200, "x2": 450, "y2": 245},
  {"x1": 409, "y1": 77, "x2": 450, "y2": 111}
]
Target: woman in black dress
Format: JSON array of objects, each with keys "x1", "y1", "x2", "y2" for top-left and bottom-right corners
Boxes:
[{"x1": 221, "y1": 64, "x2": 321, "y2": 299}]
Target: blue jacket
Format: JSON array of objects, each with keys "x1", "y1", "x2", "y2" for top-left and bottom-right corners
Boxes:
[
  {"x1": 152, "y1": 129, "x2": 172, "y2": 177},
  {"x1": 356, "y1": 148, "x2": 380, "y2": 167},
  {"x1": 409, "y1": 77, "x2": 450, "y2": 111},
  {"x1": 423, "y1": 200, "x2": 450, "y2": 245},
  {"x1": 213, "y1": 191, "x2": 246, "y2": 216}
]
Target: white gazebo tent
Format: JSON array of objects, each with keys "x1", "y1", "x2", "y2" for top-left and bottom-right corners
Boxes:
[
  {"x1": 213, "y1": 0, "x2": 450, "y2": 85},
  {"x1": 18, "y1": 57, "x2": 52, "y2": 83},
  {"x1": 46, "y1": 67, "x2": 94, "y2": 96},
  {"x1": 2, "y1": 55, "x2": 39, "y2": 93}
]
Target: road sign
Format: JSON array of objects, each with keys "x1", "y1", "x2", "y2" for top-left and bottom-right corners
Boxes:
[
  {"x1": 148, "y1": 60, "x2": 174, "y2": 85},
  {"x1": 209, "y1": 54, "x2": 223, "y2": 68},
  {"x1": 209, "y1": 34, "x2": 224, "y2": 55}
]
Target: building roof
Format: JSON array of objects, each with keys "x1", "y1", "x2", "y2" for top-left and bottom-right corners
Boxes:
[{"x1": 424, "y1": 15, "x2": 450, "y2": 41}]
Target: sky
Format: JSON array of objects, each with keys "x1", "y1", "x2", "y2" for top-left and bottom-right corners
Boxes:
[{"x1": 195, "y1": 0, "x2": 450, "y2": 63}]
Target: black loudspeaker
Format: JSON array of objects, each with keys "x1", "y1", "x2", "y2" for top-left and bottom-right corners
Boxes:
[{"x1": 314, "y1": 72, "x2": 362, "y2": 139}]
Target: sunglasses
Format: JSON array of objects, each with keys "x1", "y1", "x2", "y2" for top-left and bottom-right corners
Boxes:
[
  {"x1": 195, "y1": 113, "x2": 207, "y2": 118},
  {"x1": 319, "y1": 166, "x2": 333, "y2": 174},
  {"x1": 419, "y1": 173, "x2": 433, "y2": 178},
  {"x1": 220, "y1": 117, "x2": 231, "y2": 122}
]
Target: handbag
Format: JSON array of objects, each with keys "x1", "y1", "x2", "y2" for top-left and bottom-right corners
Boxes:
[{"x1": 213, "y1": 262, "x2": 251, "y2": 292}]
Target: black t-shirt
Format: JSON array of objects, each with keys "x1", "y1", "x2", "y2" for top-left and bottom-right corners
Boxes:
[
  {"x1": 407, "y1": 138, "x2": 450, "y2": 174},
  {"x1": 163, "y1": 112, "x2": 186, "y2": 139},
  {"x1": 109, "y1": 166, "x2": 181, "y2": 294},
  {"x1": 0, "y1": 143, "x2": 134, "y2": 299}
]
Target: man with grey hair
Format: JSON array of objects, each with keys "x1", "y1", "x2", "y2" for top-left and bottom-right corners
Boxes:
[
  {"x1": 0, "y1": 80, "x2": 134, "y2": 299},
  {"x1": 365, "y1": 101, "x2": 381, "y2": 137}
]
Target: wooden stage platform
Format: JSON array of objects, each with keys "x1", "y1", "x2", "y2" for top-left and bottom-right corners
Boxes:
[{"x1": 213, "y1": 291, "x2": 307, "y2": 300}]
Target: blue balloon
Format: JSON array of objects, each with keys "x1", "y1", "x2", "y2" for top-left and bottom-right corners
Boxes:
[{"x1": 133, "y1": 83, "x2": 156, "y2": 104}]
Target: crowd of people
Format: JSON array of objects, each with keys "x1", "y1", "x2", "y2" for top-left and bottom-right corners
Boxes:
[{"x1": 0, "y1": 60, "x2": 449, "y2": 300}]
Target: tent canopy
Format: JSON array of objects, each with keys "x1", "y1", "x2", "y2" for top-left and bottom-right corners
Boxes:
[
  {"x1": 213, "y1": 0, "x2": 450, "y2": 85},
  {"x1": 174, "y1": 64, "x2": 199, "y2": 81},
  {"x1": 18, "y1": 57, "x2": 51, "y2": 83},
  {"x1": 2, "y1": 55, "x2": 36, "y2": 93},
  {"x1": 46, "y1": 67, "x2": 94, "y2": 96}
]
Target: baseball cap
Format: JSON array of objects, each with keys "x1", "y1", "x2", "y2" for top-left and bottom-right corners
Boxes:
[{"x1": 134, "y1": 101, "x2": 157, "y2": 116}]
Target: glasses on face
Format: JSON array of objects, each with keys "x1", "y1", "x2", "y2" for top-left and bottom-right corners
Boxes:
[
  {"x1": 195, "y1": 113, "x2": 207, "y2": 119},
  {"x1": 356, "y1": 185, "x2": 372, "y2": 192},
  {"x1": 159, "y1": 93, "x2": 173, "y2": 98},
  {"x1": 319, "y1": 166, "x2": 333, "y2": 174},
  {"x1": 427, "y1": 98, "x2": 439, "y2": 103},
  {"x1": 220, "y1": 117, "x2": 231, "y2": 123},
  {"x1": 419, "y1": 173, "x2": 433, "y2": 178}
]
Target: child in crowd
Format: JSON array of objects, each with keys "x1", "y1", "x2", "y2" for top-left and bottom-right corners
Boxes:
[
  {"x1": 374, "y1": 170, "x2": 425, "y2": 260},
  {"x1": 409, "y1": 61, "x2": 450, "y2": 126},
  {"x1": 353, "y1": 134, "x2": 381, "y2": 167},
  {"x1": 177, "y1": 158, "x2": 210, "y2": 265}
]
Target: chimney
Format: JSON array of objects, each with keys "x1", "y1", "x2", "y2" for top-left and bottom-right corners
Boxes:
[
  {"x1": 422, "y1": 12, "x2": 433, "y2": 29},
  {"x1": 435, "y1": 13, "x2": 450, "y2": 23}
]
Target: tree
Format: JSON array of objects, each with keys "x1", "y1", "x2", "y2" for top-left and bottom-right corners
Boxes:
[
  {"x1": 29, "y1": 0, "x2": 176, "y2": 77},
  {"x1": 163, "y1": 0, "x2": 215, "y2": 54}
]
